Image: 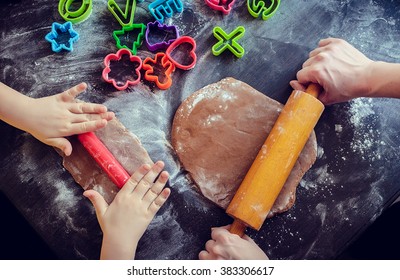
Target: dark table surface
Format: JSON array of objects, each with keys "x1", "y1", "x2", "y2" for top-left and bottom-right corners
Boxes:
[{"x1": 1, "y1": 0, "x2": 400, "y2": 260}]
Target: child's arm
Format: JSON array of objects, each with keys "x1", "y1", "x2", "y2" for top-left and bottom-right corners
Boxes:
[
  {"x1": 290, "y1": 37, "x2": 400, "y2": 105},
  {"x1": 0, "y1": 82, "x2": 114, "y2": 155},
  {"x1": 83, "y1": 161, "x2": 171, "y2": 260},
  {"x1": 199, "y1": 225, "x2": 269, "y2": 260}
]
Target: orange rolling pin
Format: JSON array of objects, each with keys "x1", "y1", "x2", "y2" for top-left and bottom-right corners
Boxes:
[{"x1": 226, "y1": 84, "x2": 325, "y2": 236}]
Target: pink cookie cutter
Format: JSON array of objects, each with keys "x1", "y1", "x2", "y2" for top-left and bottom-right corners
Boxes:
[
  {"x1": 102, "y1": 48, "x2": 142, "y2": 91},
  {"x1": 205, "y1": 0, "x2": 235, "y2": 15},
  {"x1": 165, "y1": 36, "x2": 197, "y2": 70}
]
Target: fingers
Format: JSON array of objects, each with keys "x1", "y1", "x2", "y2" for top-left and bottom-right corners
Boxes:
[
  {"x1": 120, "y1": 164, "x2": 152, "y2": 194},
  {"x1": 143, "y1": 170, "x2": 169, "y2": 202},
  {"x1": 289, "y1": 80, "x2": 307, "y2": 91},
  {"x1": 69, "y1": 102, "x2": 109, "y2": 114},
  {"x1": 132, "y1": 161, "x2": 166, "y2": 198},
  {"x1": 65, "y1": 119, "x2": 109, "y2": 135},
  {"x1": 60, "y1": 82, "x2": 87, "y2": 101},
  {"x1": 45, "y1": 137, "x2": 73, "y2": 156},
  {"x1": 148, "y1": 187, "x2": 170, "y2": 213},
  {"x1": 83, "y1": 189, "x2": 109, "y2": 218}
]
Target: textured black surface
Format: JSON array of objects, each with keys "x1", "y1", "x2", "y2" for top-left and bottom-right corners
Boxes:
[{"x1": 1, "y1": 0, "x2": 400, "y2": 260}]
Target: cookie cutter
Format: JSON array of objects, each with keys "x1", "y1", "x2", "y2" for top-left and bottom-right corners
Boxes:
[
  {"x1": 165, "y1": 36, "x2": 197, "y2": 70},
  {"x1": 149, "y1": 0, "x2": 184, "y2": 24},
  {"x1": 45, "y1": 21, "x2": 80, "y2": 52},
  {"x1": 205, "y1": 0, "x2": 235, "y2": 15},
  {"x1": 247, "y1": 0, "x2": 280, "y2": 20},
  {"x1": 102, "y1": 48, "x2": 142, "y2": 91},
  {"x1": 113, "y1": 23, "x2": 146, "y2": 55},
  {"x1": 212, "y1": 26, "x2": 245, "y2": 58},
  {"x1": 108, "y1": 0, "x2": 136, "y2": 27},
  {"x1": 143, "y1": 52, "x2": 176, "y2": 90},
  {"x1": 58, "y1": 0, "x2": 92, "y2": 23},
  {"x1": 145, "y1": 21, "x2": 179, "y2": 52}
]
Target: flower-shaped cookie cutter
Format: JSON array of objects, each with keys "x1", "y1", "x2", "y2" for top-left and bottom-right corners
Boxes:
[
  {"x1": 165, "y1": 36, "x2": 197, "y2": 70},
  {"x1": 149, "y1": 0, "x2": 184, "y2": 24},
  {"x1": 58, "y1": 0, "x2": 93, "y2": 23},
  {"x1": 212, "y1": 26, "x2": 245, "y2": 58},
  {"x1": 102, "y1": 48, "x2": 142, "y2": 91},
  {"x1": 113, "y1": 23, "x2": 146, "y2": 55},
  {"x1": 143, "y1": 52, "x2": 176, "y2": 90},
  {"x1": 45, "y1": 21, "x2": 80, "y2": 52},
  {"x1": 247, "y1": 0, "x2": 280, "y2": 21},
  {"x1": 145, "y1": 21, "x2": 179, "y2": 52},
  {"x1": 205, "y1": 0, "x2": 235, "y2": 15},
  {"x1": 108, "y1": 0, "x2": 136, "y2": 27}
]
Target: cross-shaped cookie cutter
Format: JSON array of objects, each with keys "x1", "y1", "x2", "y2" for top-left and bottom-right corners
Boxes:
[{"x1": 212, "y1": 26, "x2": 245, "y2": 58}]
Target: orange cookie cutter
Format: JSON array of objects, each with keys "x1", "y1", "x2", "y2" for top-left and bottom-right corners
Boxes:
[
  {"x1": 165, "y1": 36, "x2": 197, "y2": 70},
  {"x1": 142, "y1": 52, "x2": 175, "y2": 90}
]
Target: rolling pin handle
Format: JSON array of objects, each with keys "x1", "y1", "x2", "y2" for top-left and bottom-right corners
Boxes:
[
  {"x1": 306, "y1": 83, "x2": 323, "y2": 98},
  {"x1": 229, "y1": 219, "x2": 247, "y2": 237}
]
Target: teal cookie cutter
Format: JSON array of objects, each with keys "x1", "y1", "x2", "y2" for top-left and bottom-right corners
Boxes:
[
  {"x1": 247, "y1": 0, "x2": 280, "y2": 20},
  {"x1": 108, "y1": 0, "x2": 136, "y2": 27},
  {"x1": 149, "y1": 0, "x2": 183, "y2": 24},
  {"x1": 113, "y1": 23, "x2": 146, "y2": 55},
  {"x1": 212, "y1": 26, "x2": 245, "y2": 58},
  {"x1": 58, "y1": 0, "x2": 93, "y2": 24},
  {"x1": 45, "y1": 21, "x2": 80, "y2": 52}
]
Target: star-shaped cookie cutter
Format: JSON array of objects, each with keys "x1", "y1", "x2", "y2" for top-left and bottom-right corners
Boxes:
[
  {"x1": 143, "y1": 52, "x2": 176, "y2": 90},
  {"x1": 149, "y1": 0, "x2": 184, "y2": 24},
  {"x1": 145, "y1": 21, "x2": 179, "y2": 52},
  {"x1": 165, "y1": 36, "x2": 197, "y2": 70},
  {"x1": 205, "y1": 0, "x2": 235, "y2": 15},
  {"x1": 113, "y1": 23, "x2": 146, "y2": 55},
  {"x1": 45, "y1": 21, "x2": 80, "y2": 52},
  {"x1": 58, "y1": 0, "x2": 93, "y2": 23},
  {"x1": 108, "y1": 0, "x2": 136, "y2": 27},
  {"x1": 212, "y1": 26, "x2": 245, "y2": 58},
  {"x1": 102, "y1": 48, "x2": 143, "y2": 91},
  {"x1": 247, "y1": 0, "x2": 280, "y2": 20}
]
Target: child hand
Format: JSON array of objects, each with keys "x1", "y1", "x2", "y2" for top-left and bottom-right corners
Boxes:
[
  {"x1": 26, "y1": 82, "x2": 114, "y2": 155},
  {"x1": 83, "y1": 161, "x2": 171, "y2": 260},
  {"x1": 290, "y1": 37, "x2": 374, "y2": 105},
  {"x1": 198, "y1": 225, "x2": 269, "y2": 260}
]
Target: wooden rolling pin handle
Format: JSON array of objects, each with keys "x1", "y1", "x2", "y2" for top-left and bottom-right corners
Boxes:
[
  {"x1": 306, "y1": 83, "x2": 322, "y2": 98},
  {"x1": 229, "y1": 219, "x2": 247, "y2": 237}
]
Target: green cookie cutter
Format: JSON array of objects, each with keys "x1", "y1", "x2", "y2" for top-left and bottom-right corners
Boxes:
[
  {"x1": 212, "y1": 26, "x2": 245, "y2": 58},
  {"x1": 113, "y1": 23, "x2": 146, "y2": 55},
  {"x1": 247, "y1": 0, "x2": 280, "y2": 21},
  {"x1": 58, "y1": 0, "x2": 93, "y2": 24},
  {"x1": 108, "y1": 0, "x2": 136, "y2": 27}
]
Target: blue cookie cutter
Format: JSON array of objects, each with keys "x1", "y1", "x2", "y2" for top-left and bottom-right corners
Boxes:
[
  {"x1": 45, "y1": 22, "x2": 80, "y2": 52},
  {"x1": 145, "y1": 21, "x2": 179, "y2": 52},
  {"x1": 149, "y1": 0, "x2": 183, "y2": 24}
]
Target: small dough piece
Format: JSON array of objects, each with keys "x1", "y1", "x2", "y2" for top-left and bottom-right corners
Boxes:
[
  {"x1": 171, "y1": 77, "x2": 317, "y2": 217},
  {"x1": 60, "y1": 118, "x2": 153, "y2": 204}
]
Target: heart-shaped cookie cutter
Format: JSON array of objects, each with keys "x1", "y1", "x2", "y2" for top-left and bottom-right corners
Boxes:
[
  {"x1": 149, "y1": 0, "x2": 184, "y2": 24},
  {"x1": 143, "y1": 52, "x2": 176, "y2": 90},
  {"x1": 45, "y1": 21, "x2": 80, "y2": 52},
  {"x1": 212, "y1": 26, "x2": 245, "y2": 58},
  {"x1": 58, "y1": 0, "x2": 93, "y2": 23},
  {"x1": 102, "y1": 48, "x2": 142, "y2": 91},
  {"x1": 165, "y1": 36, "x2": 197, "y2": 70},
  {"x1": 145, "y1": 21, "x2": 179, "y2": 52},
  {"x1": 205, "y1": 0, "x2": 235, "y2": 15},
  {"x1": 113, "y1": 23, "x2": 146, "y2": 55},
  {"x1": 247, "y1": 0, "x2": 280, "y2": 20}
]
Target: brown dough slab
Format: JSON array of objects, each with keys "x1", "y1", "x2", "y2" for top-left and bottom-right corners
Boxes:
[
  {"x1": 171, "y1": 77, "x2": 317, "y2": 217},
  {"x1": 60, "y1": 118, "x2": 153, "y2": 204}
]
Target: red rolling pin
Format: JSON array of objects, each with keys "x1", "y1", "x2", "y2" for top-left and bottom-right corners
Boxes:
[{"x1": 77, "y1": 132, "x2": 130, "y2": 188}]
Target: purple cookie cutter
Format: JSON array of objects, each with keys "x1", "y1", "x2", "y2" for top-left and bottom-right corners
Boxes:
[{"x1": 145, "y1": 21, "x2": 179, "y2": 52}]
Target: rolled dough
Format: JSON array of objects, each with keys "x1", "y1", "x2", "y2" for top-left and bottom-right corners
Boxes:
[
  {"x1": 60, "y1": 118, "x2": 153, "y2": 204},
  {"x1": 171, "y1": 77, "x2": 317, "y2": 217}
]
